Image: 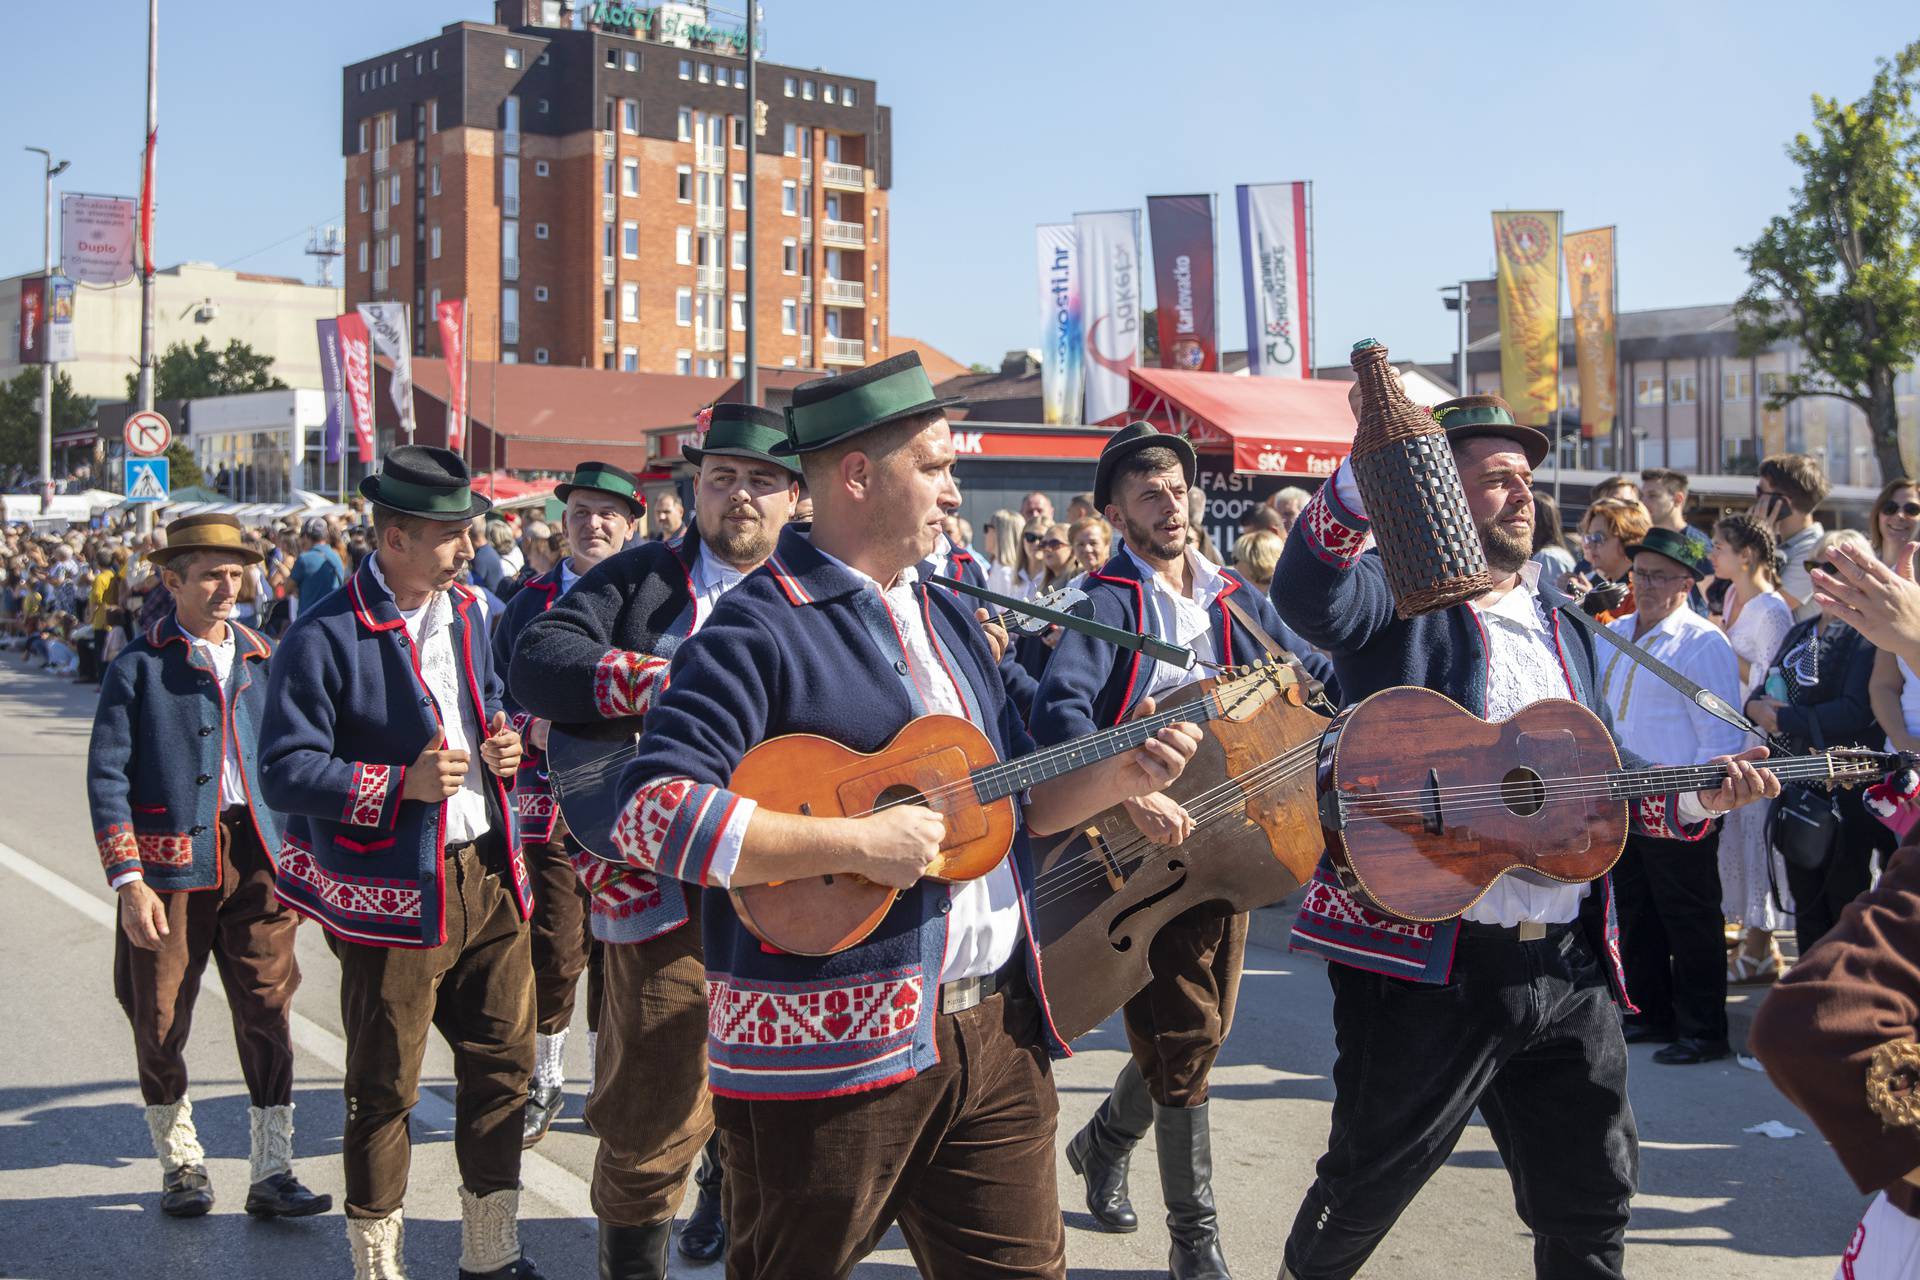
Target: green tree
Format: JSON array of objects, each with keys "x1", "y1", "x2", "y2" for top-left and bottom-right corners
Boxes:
[
  {"x1": 125, "y1": 337, "x2": 288, "y2": 401},
  {"x1": 1141, "y1": 307, "x2": 1160, "y2": 366},
  {"x1": 1735, "y1": 40, "x2": 1920, "y2": 483},
  {"x1": 0, "y1": 369, "x2": 95, "y2": 473},
  {"x1": 164, "y1": 442, "x2": 204, "y2": 488}
]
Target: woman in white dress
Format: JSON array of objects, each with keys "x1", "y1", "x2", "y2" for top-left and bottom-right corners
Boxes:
[{"x1": 1710, "y1": 513, "x2": 1795, "y2": 981}]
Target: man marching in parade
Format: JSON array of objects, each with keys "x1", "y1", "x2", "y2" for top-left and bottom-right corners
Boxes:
[
  {"x1": 260, "y1": 446, "x2": 539, "y2": 1280},
  {"x1": 599, "y1": 352, "x2": 1204, "y2": 1280},
  {"x1": 1271, "y1": 390, "x2": 1778, "y2": 1280},
  {"x1": 508, "y1": 406, "x2": 799, "y2": 1279},
  {"x1": 1034, "y1": 423, "x2": 1335, "y2": 1280},
  {"x1": 490, "y1": 461, "x2": 647, "y2": 1146},
  {"x1": 87, "y1": 513, "x2": 329, "y2": 1221}
]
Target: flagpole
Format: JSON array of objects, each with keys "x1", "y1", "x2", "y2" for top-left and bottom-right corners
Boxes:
[
  {"x1": 1553, "y1": 212, "x2": 1564, "y2": 507},
  {"x1": 460, "y1": 297, "x2": 471, "y2": 466},
  {"x1": 1210, "y1": 191, "x2": 1221, "y2": 370},
  {"x1": 1304, "y1": 180, "x2": 1316, "y2": 378},
  {"x1": 489, "y1": 312, "x2": 500, "y2": 500}
]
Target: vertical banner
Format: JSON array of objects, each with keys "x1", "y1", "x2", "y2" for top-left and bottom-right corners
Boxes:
[
  {"x1": 315, "y1": 318, "x2": 347, "y2": 465},
  {"x1": 17, "y1": 278, "x2": 46, "y2": 363},
  {"x1": 1075, "y1": 209, "x2": 1143, "y2": 423},
  {"x1": 336, "y1": 311, "x2": 378, "y2": 464},
  {"x1": 1034, "y1": 225, "x2": 1085, "y2": 425},
  {"x1": 60, "y1": 194, "x2": 138, "y2": 285},
  {"x1": 45, "y1": 277, "x2": 75, "y2": 363},
  {"x1": 1563, "y1": 227, "x2": 1618, "y2": 439},
  {"x1": 357, "y1": 301, "x2": 417, "y2": 440},
  {"x1": 1491, "y1": 210, "x2": 1563, "y2": 426},
  {"x1": 436, "y1": 299, "x2": 469, "y2": 453},
  {"x1": 1146, "y1": 195, "x2": 1219, "y2": 371},
  {"x1": 1237, "y1": 182, "x2": 1311, "y2": 378}
]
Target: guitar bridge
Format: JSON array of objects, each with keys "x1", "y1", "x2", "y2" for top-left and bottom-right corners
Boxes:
[
  {"x1": 1421, "y1": 768, "x2": 1444, "y2": 835},
  {"x1": 1087, "y1": 827, "x2": 1127, "y2": 892}
]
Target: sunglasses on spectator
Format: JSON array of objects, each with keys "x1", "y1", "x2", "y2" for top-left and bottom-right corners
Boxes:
[
  {"x1": 1882, "y1": 501, "x2": 1920, "y2": 519},
  {"x1": 1804, "y1": 559, "x2": 1837, "y2": 576},
  {"x1": 1039, "y1": 538, "x2": 1068, "y2": 551},
  {"x1": 1629, "y1": 568, "x2": 1693, "y2": 587},
  {"x1": 1022, "y1": 532, "x2": 1043, "y2": 545},
  {"x1": 1580, "y1": 532, "x2": 1609, "y2": 545}
]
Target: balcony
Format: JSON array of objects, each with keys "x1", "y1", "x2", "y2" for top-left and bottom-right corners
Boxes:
[
  {"x1": 800, "y1": 216, "x2": 813, "y2": 242},
  {"x1": 602, "y1": 319, "x2": 615, "y2": 345},
  {"x1": 372, "y1": 148, "x2": 389, "y2": 174},
  {"x1": 503, "y1": 130, "x2": 520, "y2": 156},
  {"x1": 821, "y1": 161, "x2": 864, "y2": 191},
  {"x1": 602, "y1": 255, "x2": 616, "y2": 283},
  {"x1": 822, "y1": 279, "x2": 865, "y2": 308},
  {"x1": 696, "y1": 143, "x2": 725, "y2": 171},
  {"x1": 603, "y1": 194, "x2": 616, "y2": 222},
  {"x1": 372, "y1": 264, "x2": 388, "y2": 292},
  {"x1": 820, "y1": 219, "x2": 863, "y2": 248},
  {"x1": 696, "y1": 264, "x2": 725, "y2": 290},
  {"x1": 822, "y1": 337, "x2": 863, "y2": 365},
  {"x1": 502, "y1": 318, "x2": 520, "y2": 344},
  {"x1": 504, "y1": 192, "x2": 519, "y2": 217},
  {"x1": 695, "y1": 327, "x2": 726, "y2": 353},
  {"x1": 801, "y1": 337, "x2": 813, "y2": 365},
  {"x1": 800, "y1": 278, "x2": 812, "y2": 301},
  {"x1": 601, "y1": 131, "x2": 616, "y2": 157},
  {"x1": 503, "y1": 256, "x2": 519, "y2": 282},
  {"x1": 696, "y1": 206, "x2": 724, "y2": 231},
  {"x1": 373, "y1": 205, "x2": 389, "y2": 232}
]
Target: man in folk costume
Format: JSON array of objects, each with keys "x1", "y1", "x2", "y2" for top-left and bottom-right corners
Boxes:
[
  {"x1": 490, "y1": 461, "x2": 646, "y2": 1146},
  {"x1": 1033, "y1": 424, "x2": 1337, "y2": 1280},
  {"x1": 87, "y1": 513, "x2": 329, "y2": 1221},
  {"x1": 603, "y1": 351, "x2": 1204, "y2": 1280},
  {"x1": 260, "y1": 446, "x2": 539, "y2": 1280},
  {"x1": 1271, "y1": 391, "x2": 1778, "y2": 1280},
  {"x1": 507, "y1": 405, "x2": 799, "y2": 1279}
]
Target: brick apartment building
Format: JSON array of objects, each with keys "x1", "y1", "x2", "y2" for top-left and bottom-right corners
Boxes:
[{"x1": 342, "y1": 0, "x2": 892, "y2": 377}]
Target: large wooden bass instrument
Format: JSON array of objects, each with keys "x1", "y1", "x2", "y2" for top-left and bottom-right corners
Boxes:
[{"x1": 1319, "y1": 686, "x2": 1891, "y2": 922}]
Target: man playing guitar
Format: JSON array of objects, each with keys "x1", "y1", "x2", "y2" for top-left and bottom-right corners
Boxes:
[{"x1": 1271, "y1": 388, "x2": 1778, "y2": 1280}]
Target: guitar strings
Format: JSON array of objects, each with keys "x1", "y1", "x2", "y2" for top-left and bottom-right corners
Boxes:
[{"x1": 1331, "y1": 753, "x2": 1874, "y2": 809}]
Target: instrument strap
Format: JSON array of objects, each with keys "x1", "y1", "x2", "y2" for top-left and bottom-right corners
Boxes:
[
  {"x1": 929, "y1": 573, "x2": 1197, "y2": 670},
  {"x1": 1554, "y1": 602, "x2": 1773, "y2": 747},
  {"x1": 1221, "y1": 593, "x2": 1284, "y2": 658}
]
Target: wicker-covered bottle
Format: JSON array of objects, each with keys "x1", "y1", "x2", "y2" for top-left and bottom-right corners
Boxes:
[{"x1": 1347, "y1": 338, "x2": 1491, "y2": 617}]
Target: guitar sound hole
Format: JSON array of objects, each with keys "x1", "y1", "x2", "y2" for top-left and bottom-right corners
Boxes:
[
  {"x1": 1501, "y1": 768, "x2": 1547, "y2": 816},
  {"x1": 876, "y1": 784, "x2": 928, "y2": 811}
]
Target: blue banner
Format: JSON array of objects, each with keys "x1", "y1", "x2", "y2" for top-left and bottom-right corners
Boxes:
[{"x1": 315, "y1": 317, "x2": 346, "y2": 464}]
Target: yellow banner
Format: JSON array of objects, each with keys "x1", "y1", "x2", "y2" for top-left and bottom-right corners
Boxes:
[
  {"x1": 1563, "y1": 227, "x2": 1617, "y2": 439},
  {"x1": 1491, "y1": 211, "x2": 1562, "y2": 427}
]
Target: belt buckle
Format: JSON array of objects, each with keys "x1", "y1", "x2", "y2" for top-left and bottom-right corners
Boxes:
[
  {"x1": 1516, "y1": 921, "x2": 1547, "y2": 942},
  {"x1": 939, "y1": 972, "x2": 992, "y2": 1015}
]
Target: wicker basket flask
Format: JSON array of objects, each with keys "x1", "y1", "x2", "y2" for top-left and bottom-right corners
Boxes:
[{"x1": 1346, "y1": 338, "x2": 1492, "y2": 618}]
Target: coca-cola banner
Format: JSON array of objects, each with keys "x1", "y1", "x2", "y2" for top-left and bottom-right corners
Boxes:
[
  {"x1": 335, "y1": 311, "x2": 378, "y2": 464},
  {"x1": 1236, "y1": 182, "x2": 1312, "y2": 378},
  {"x1": 1075, "y1": 209, "x2": 1143, "y2": 424},
  {"x1": 435, "y1": 299, "x2": 468, "y2": 454},
  {"x1": 1147, "y1": 195, "x2": 1218, "y2": 372}
]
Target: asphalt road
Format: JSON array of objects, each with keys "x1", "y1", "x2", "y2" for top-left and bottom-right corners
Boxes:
[{"x1": 0, "y1": 657, "x2": 1863, "y2": 1279}]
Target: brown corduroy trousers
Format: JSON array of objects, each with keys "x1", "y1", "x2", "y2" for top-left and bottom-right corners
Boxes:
[
  {"x1": 1121, "y1": 904, "x2": 1249, "y2": 1107},
  {"x1": 524, "y1": 835, "x2": 594, "y2": 1036}
]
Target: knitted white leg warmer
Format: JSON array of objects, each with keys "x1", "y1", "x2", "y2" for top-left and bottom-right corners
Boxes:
[
  {"x1": 348, "y1": 1210, "x2": 407, "y2": 1280},
  {"x1": 144, "y1": 1096, "x2": 205, "y2": 1174},
  {"x1": 249, "y1": 1103, "x2": 296, "y2": 1184},
  {"x1": 458, "y1": 1186, "x2": 522, "y2": 1274},
  {"x1": 533, "y1": 1028, "x2": 568, "y2": 1091}
]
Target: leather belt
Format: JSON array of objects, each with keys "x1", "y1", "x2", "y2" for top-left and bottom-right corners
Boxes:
[
  {"x1": 1458, "y1": 920, "x2": 1575, "y2": 943},
  {"x1": 938, "y1": 962, "x2": 1019, "y2": 1015}
]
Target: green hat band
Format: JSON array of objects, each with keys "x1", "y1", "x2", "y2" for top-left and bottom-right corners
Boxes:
[
  {"x1": 786, "y1": 364, "x2": 937, "y2": 447},
  {"x1": 700, "y1": 421, "x2": 791, "y2": 457},
  {"x1": 1433, "y1": 403, "x2": 1518, "y2": 429},
  {"x1": 568, "y1": 465, "x2": 638, "y2": 499},
  {"x1": 375, "y1": 476, "x2": 475, "y2": 514}
]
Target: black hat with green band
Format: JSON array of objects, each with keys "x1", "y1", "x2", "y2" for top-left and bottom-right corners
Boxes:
[
  {"x1": 1430, "y1": 394, "x2": 1551, "y2": 469},
  {"x1": 555, "y1": 460, "x2": 647, "y2": 516},
  {"x1": 1626, "y1": 525, "x2": 1712, "y2": 580},
  {"x1": 360, "y1": 444, "x2": 492, "y2": 521},
  {"x1": 683, "y1": 404, "x2": 803, "y2": 475},
  {"x1": 777, "y1": 351, "x2": 966, "y2": 455}
]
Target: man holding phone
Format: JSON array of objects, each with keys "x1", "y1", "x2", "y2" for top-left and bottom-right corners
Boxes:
[{"x1": 1754, "y1": 453, "x2": 1830, "y2": 620}]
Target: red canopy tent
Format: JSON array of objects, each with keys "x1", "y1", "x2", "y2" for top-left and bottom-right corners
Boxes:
[{"x1": 1111, "y1": 368, "x2": 1357, "y2": 478}]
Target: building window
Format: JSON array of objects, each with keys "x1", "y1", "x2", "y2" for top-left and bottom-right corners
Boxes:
[
  {"x1": 782, "y1": 122, "x2": 797, "y2": 156},
  {"x1": 731, "y1": 294, "x2": 746, "y2": 331},
  {"x1": 731, "y1": 231, "x2": 747, "y2": 269},
  {"x1": 539, "y1": 50, "x2": 550, "y2": 65},
  {"x1": 844, "y1": 86, "x2": 857, "y2": 107},
  {"x1": 622, "y1": 99, "x2": 639, "y2": 134},
  {"x1": 732, "y1": 117, "x2": 747, "y2": 148},
  {"x1": 430, "y1": 287, "x2": 442, "y2": 311},
  {"x1": 622, "y1": 283, "x2": 639, "y2": 321},
  {"x1": 390, "y1": 174, "x2": 402, "y2": 205},
  {"x1": 677, "y1": 166, "x2": 693, "y2": 202},
  {"x1": 730, "y1": 173, "x2": 746, "y2": 209},
  {"x1": 676, "y1": 350, "x2": 692, "y2": 376},
  {"x1": 358, "y1": 182, "x2": 368, "y2": 213},
  {"x1": 622, "y1": 221, "x2": 640, "y2": 258},
  {"x1": 679, "y1": 58, "x2": 692, "y2": 80},
  {"x1": 729, "y1": 67, "x2": 744, "y2": 87},
  {"x1": 697, "y1": 62, "x2": 711, "y2": 83},
  {"x1": 871, "y1": 209, "x2": 881, "y2": 241},
  {"x1": 389, "y1": 232, "x2": 401, "y2": 266},
  {"x1": 534, "y1": 285, "x2": 549, "y2": 302},
  {"x1": 1634, "y1": 376, "x2": 1665, "y2": 407},
  {"x1": 605, "y1": 48, "x2": 618, "y2": 67},
  {"x1": 674, "y1": 226, "x2": 692, "y2": 264},
  {"x1": 359, "y1": 71, "x2": 367, "y2": 92},
  {"x1": 1668, "y1": 375, "x2": 1698, "y2": 405},
  {"x1": 622, "y1": 347, "x2": 639, "y2": 372},
  {"x1": 426, "y1": 164, "x2": 439, "y2": 196},
  {"x1": 537, "y1": 98, "x2": 549, "y2": 114},
  {"x1": 359, "y1": 120, "x2": 369, "y2": 152},
  {"x1": 802, "y1": 79, "x2": 816, "y2": 100},
  {"x1": 781, "y1": 299, "x2": 798, "y2": 334},
  {"x1": 781, "y1": 180, "x2": 798, "y2": 215},
  {"x1": 783, "y1": 75, "x2": 796, "y2": 97},
  {"x1": 534, "y1": 222, "x2": 549, "y2": 240},
  {"x1": 432, "y1": 49, "x2": 439, "y2": 70},
  {"x1": 677, "y1": 107, "x2": 692, "y2": 141},
  {"x1": 502, "y1": 286, "x2": 519, "y2": 337},
  {"x1": 625, "y1": 51, "x2": 639, "y2": 72},
  {"x1": 871, "y1": 317, "x2": 880, "y2": 351},
  {"x1": 823, "y1": 84, "x2": 836, "y2": 105},
  {"x1": 535, "y1": 159, "x2": 550, "y2": 177},
  {"x1": 782, "y1": 239, "x2": 798, "y2": 274},
  {"x1": 430, "y1": 226, "x2": 441, "y2": 259},
  {"x1": 429, "y1": 101, "x2": 439, "y2": 132},
  {"x1": 1722, "y1": 372, "x2": 1753, "y2": 401},
  {"x1": 676, "y1": 289, "x2": 693, "y2": 326},
  {"x1": 622, "y1": 158, "x2": 639, "y2": 195},
  {"x1": 358, "y1": 241, "x2": 368, "y2": 273},
  {"x1": 535, "y1": 347, "x2": 550, "y2": 364},
  {"x1": 505, "y1": 47, "x2": 522, "y2": 69},
  {"x1": 603, "y1": 160, "x2": 616, "y2": 195}
]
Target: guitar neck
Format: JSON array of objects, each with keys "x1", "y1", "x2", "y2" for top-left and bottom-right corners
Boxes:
[
  {"x1": 971, "y1": 697, "x2": 1223, "y2": 804},
  {"x1": 1606, "y1": 753, "x2": 1852, "y2": 800}
]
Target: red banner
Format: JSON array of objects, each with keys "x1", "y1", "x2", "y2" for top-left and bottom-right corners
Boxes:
[
  {"x1": 335, "y1": 311, "x2": 377, "y2": 463},
  {"x1": 435, "y1": 299, "x2": 467, "y2": 454},
  {"x1": 1147, "y1": 195, "x2": 1218, "y2": 372},
  {"x1": 17, "y1": 277, "x2": 45, "y2": 364}
]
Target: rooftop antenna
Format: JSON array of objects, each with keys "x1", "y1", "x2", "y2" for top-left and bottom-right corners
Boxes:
[{"x1": 306, "y1": 224, "x2": 344, "y2": 287}]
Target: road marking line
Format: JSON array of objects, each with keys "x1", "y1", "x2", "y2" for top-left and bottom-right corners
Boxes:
[{"x1": 0, "y1": 839, "x2": 597, "y2": 1224}]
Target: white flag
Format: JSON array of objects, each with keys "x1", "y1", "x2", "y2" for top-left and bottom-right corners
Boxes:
[
  {"x1": 357, "y1": 301, "x2": 417, "y2": 440},
  {"x1": 1074, "y1": 210, "x2": 1143, "y2": 423},
  {"x1": 1236, "y1": 183, "x2": 1312, "y2": 379}
]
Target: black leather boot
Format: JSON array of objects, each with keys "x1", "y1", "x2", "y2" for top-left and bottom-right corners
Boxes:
[
  {"x1": 522, "y1": 1082, "x2": 565, "y2": 1148},
  {"x1": 677, "y1": 1135, "x2": 727, "y2": 1262},
  {"x1": 244, "y1": 1170, "x2": 332, "y2": 1217},
  {"x1": 1065, "y1": 1059, "x2": 1153, "y2": 1232},
  {"x1": 599, "y1": 1220, "x2": 673, "y2": 1280},
  {"x1": 1156, "y1": 1103, "x2": 1232, "y2": 1279},
  {"x1": 160, "y1": 1163, "x2": 214, "y2": 1218}
]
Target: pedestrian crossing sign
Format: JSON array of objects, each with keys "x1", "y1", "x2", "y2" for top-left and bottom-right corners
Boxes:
[{"x1": 125, "y1": 456, "x2": 170, "y2": 503}]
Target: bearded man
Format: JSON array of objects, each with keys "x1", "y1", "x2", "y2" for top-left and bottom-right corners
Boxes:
[{"x1": 1270, "y1": 393, "x2": 1779, "y2": 1280}]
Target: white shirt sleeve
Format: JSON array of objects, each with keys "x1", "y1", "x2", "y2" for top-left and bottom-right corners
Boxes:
[{"x1": 1332, "y1": 460, "x2": 1368, "y2": 522}]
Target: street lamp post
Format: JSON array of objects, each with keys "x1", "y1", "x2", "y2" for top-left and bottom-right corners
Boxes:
[
  {"x1": 25, "y1": 147, "x2": 69, "y2": 514},
  {"x1": 1439, "y1": 280, "x2": 1469, "y2": 398}
]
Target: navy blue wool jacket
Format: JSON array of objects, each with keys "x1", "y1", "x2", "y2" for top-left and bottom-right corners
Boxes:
[
  {"x1": 259, "y1": 558, "x2": 529, "y2": 948},
  {"x1": 1271, "y1": 482, "x2": 1703, "y2": 993},
  {"x1": 1031, "y1": 549, "x2": 1337, "y2": 744},
  {"x1": 509, "y1": 534, "x2": 707, "y2": 945},
  {"x1": 87, "y1": 615, "x2": 280, "y2": 891},
  {"x1": 491, "y1": 563, "x2": 564, "y2": 842},
  {"x1": 615, "y1": 526, "x2": 1069, "y2": 1100}
]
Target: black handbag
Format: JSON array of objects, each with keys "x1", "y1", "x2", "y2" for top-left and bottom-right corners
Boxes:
[{"x1": 1767, "y1": 716, "x2": 1840, "y2": 873}]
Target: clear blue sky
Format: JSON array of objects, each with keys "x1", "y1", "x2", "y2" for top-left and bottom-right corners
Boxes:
[{"x1": 2, "y1": 2, "x2": 1912, "y2": 373}]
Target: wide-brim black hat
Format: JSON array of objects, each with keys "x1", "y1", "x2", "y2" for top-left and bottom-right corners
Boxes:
[
  {"x1": 776, "y1": 351, "x2": 966, "y2": 455},
  {"x1": 1430, "y1": 395, "x2": 1552, "y2": 469},
  {"x1": 1094, "y1": 422, "x2": 1197, "y2": 511},
  {"x1": 684, "y1": 404, "x2": 803, "y2": 475},
  {"x1": 1625, "y1": 526, "x2": 1711, "y2": 579},
  {"x1": 555, "y1": 461, "x2": 646, "y2": 516},
  {"x1": 359, "y1": 444, "x2": 491, "y2": 521}
]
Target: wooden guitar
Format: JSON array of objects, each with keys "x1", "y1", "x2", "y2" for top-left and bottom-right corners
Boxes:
[
  {"x1": 1030, "y1": 667, "x2": 1331, "y2": 1043},
  {"x1": 727, "y1": 659, "x2": 1312, "y2": 956},
  {"x1": 1320, "y1": 686, "x2": 1892, "y2": 922}
]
